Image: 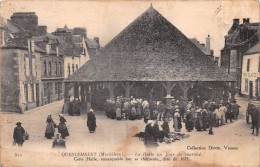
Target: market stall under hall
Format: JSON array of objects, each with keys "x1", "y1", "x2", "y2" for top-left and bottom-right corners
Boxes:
[{"x1": 64, "y1": 6, "x2": 235, "y2": 112}]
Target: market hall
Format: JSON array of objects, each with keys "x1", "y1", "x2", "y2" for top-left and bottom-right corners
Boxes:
[{"x1": 63, "y1": 6, "x2": 235, "y2": 114}]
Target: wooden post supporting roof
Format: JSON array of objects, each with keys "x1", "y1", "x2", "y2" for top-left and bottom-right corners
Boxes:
[
  {"x1": 80, "y1": 84, "x2": 85, "y2": 104},
  {"x1": 108, "y1": 82, "x2": 118, "y2": 100},
  {"x1": 161, "y1": 81, "x2": 176, "y2": 105},
  {"x1": 74, "y1": 84, "x2": 79, "y2": 99},
  {"x1": 178, "y1": 82, "x2": 193, "y2": 109},
  {"x1": 121, "y1": 81, "x2": 135, "y2": 98}
]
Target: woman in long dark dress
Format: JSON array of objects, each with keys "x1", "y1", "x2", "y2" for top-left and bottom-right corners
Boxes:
[
  {"x1": 144, "y1": 120, "x2": 158, "y2": 147},
  {"x1": 45, "y1": 114, "x2": 55, "y2": 139},
  {"x1": 185, "y1": 110, "x2": 193, "y2": 132},
  {"x1": 58, "y1": 114, "x2": 69, "y2": 139},
  {"x1": 87, "y1": 109, "x2": 96, "y2": 133}
]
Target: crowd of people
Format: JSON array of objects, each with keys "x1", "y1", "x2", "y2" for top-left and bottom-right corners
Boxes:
[
  {"x1": 133, "y1": 97, "x2": 241, "y2": 147},
  {"x1": 105, "y1": 95, "x2": 241, "y2": 137},
  {"x1": 14, "y1": 94, "x2": 259, "y2": 149}
]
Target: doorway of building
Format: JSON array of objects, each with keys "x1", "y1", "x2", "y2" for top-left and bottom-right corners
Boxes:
[{"x1": 249, "y1": 81, "x2": 253, "y2": 99}]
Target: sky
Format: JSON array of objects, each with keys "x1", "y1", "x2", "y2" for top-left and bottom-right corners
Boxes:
[{"x1": 0, "y1": 0, "x2": 259, "y2": 57}]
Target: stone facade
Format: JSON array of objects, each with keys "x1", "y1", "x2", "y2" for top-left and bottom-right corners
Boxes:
[
  {"x1": 1, "y1": 48, "x2": 42, "y2": 112},
  {"x1": 220, "y1": 18, "x2": 259, "y2": 93},
  {"x1": 41, "y1": 53, "x2": 64, "y2": 105}
]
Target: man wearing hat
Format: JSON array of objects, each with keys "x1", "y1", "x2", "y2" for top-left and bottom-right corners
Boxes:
[
  {"x1": 232, "y1": 100, "x2": 240, "y2": 120},
  {"x1": 13, "y1": 122, "x2": 25, "y2": 146}
]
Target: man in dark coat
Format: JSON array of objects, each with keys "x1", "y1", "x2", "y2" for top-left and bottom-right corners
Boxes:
[
  {"x1": 251, "y1": 106, "x2": 260, "y2": 136},
  {"x1": 225, "y1": 102, "x2": 233, "y2": 123},
  {"x1": 232, "y1": 100, "x2": 240, "y2": 120},
  {"x1": 13, "y1": 122, "x2": 25, "y2": 147},
  {"x1": 52, "y1": 133, "x2": 66, "y2": 149},
  {"x1": 87, "y1": 109, "x2": 96, "y2": 133}
]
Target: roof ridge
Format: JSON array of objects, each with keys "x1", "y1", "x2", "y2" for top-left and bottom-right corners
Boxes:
[{"x1": 104, "y1": 6, "x2": 160, "y2": 49}]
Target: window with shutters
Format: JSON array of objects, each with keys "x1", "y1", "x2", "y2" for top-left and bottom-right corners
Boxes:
[
  {"x1": 25, "y1": 57, "x2": 30, "y2": 76},
  {"x1": 31, "y1": 84, "x2": 34, "y2": 101},
  {"x1": 55, "y1": 62, "x2": 58, "y2": 75},
  {"x1": 49, "y1": 61, "x2": 52, "y2": 76},
  {"x1": 24, "y1": 84, "x2": 28, "y2": 102},
  {"x1": 76, "y1": 64, "x2": 78, "y2": 71},
  {"x1": 43, "y1": 61, "x2": 47, "y2": 76},
  {"x1": 32, "y1": 58, "x2": 36, "y2": 76},
  {"x1": 247, "y1": 59, "x2": 250, "y2": 72},
  {"x1": 59, "y1": 62, "x2": 62, "y2": 76},
  {"x1": 55, "y1": 83, "x2": 58, "y2": 94},
  {"x1": 44, "y1": 83, "x2": 47, "y2": 97},
  {"x1": 72, "y1": 64, "x2": 75, "y2": 73},
  {"x1": 68, "y1": 63, "x2": 71, "y2": 76}
]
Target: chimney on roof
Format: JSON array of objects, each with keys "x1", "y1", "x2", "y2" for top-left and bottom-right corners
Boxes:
[
  {"x1": 11, "y1": 12, "x2": 38, "y2": 36},
  {"x1": 94, "y1": 37, "x2": 100, "y2": 48},
  {"x1": 206, "y1": 34, "x2": 210, "y2": 53},
  {"x1": 73, "y1": 27, "x2": 87, "y2": 38},
  {"x1": 233, "y1": 18, "x2": 240, "y2": 26},
  {"x1": 243, "y1": 18, "x2": 250, "y2": 24}
]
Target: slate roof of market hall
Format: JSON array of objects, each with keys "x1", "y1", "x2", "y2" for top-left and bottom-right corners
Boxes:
[{"x1": 65, "y1": 6, "x2": 235, "y2": 83}]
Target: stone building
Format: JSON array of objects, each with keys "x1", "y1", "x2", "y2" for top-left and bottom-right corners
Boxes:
[
  {"x1": 32, "y1": 34, "x2": 65, "y2": 105},
  {"x1": 241, "y1": 42, "x2": 260, "y2": 100},
  {"x1": 0, "y1": 12, "x2": 65, "y2": 112},
  {"x1": 0, "y1": 19, "x2": 42, "y2": 112},
  {"x1": 52, "y1": 25, "x2": 100, "y2": 79},
  {"x1": 220, "y1": 18, "x2": 259, "y2": 93}
]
